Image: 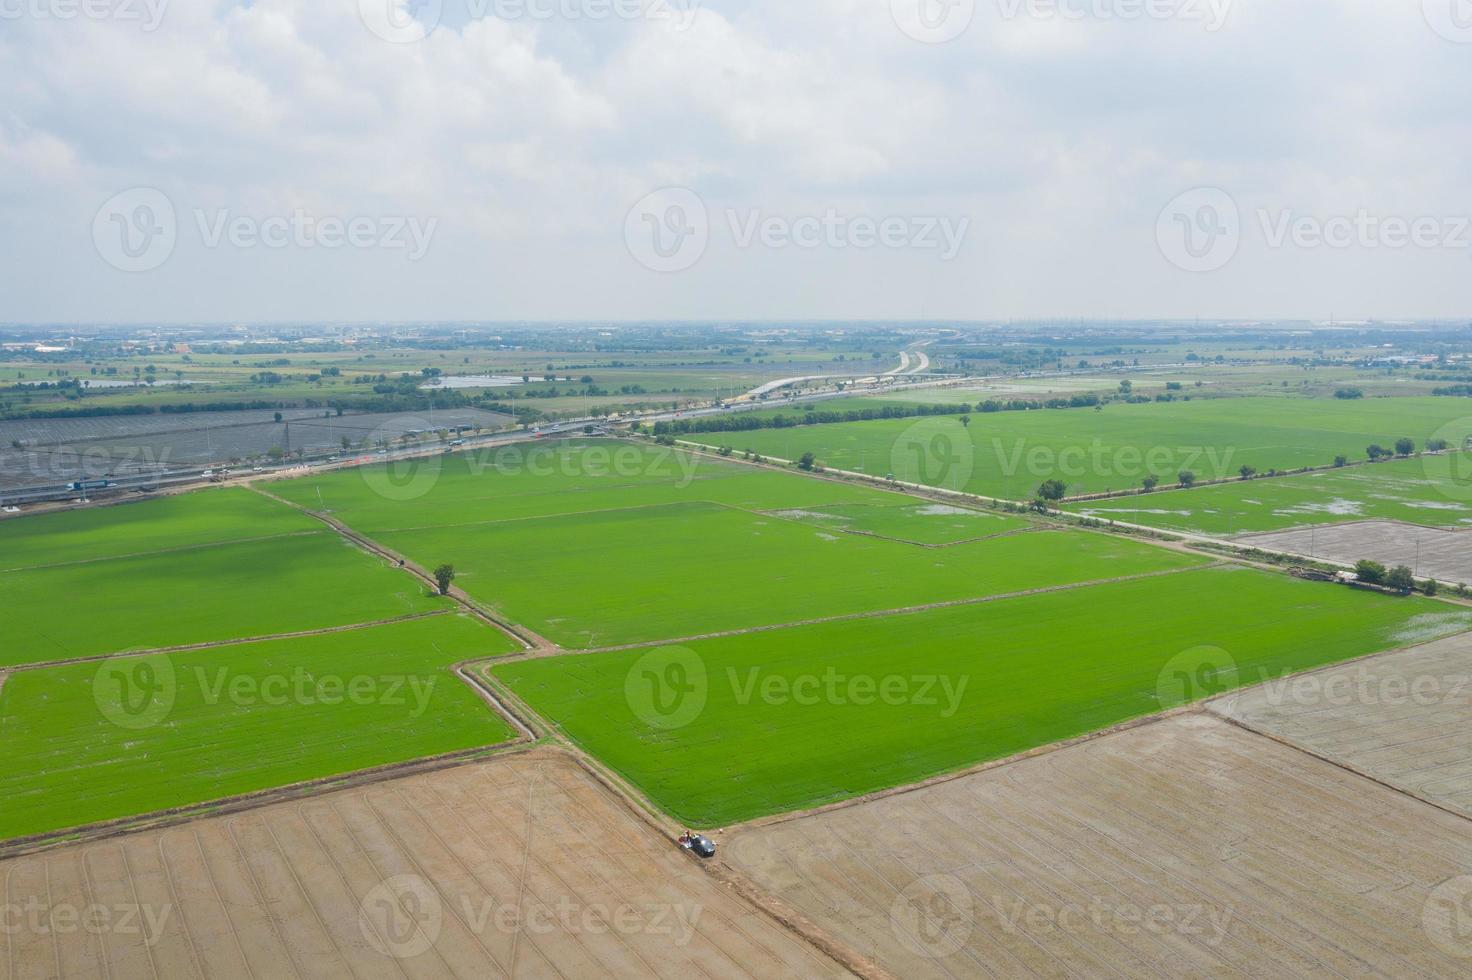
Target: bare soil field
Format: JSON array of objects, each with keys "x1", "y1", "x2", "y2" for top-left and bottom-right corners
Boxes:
[
  {"x1": 1213, "y1": 632, "x2": 1472, "y2": 818},
  {"x1": 723, "y1": 713, "x2": 1472, "y2": 978},
  {"x1": 0, "y1": 408, "x2": 510, "y2": 489},
  {"x1": 1237, "y1": 520, "x2": 1472, "y2": 585},
  {"x1": 0, "y1": 750, "x2": 848, "y2": 979}
]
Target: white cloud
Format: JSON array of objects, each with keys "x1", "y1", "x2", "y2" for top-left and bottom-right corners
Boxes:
[{"x1": 0, "y1": 0, "x2": 1470, "y2": 321}]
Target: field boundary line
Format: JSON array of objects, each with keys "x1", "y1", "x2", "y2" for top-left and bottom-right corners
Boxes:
[
  {"x1": 0, "y1": 735, "x2": 544, "y2": 861},
  {"x1": 512, "y1": 562, "x2": 1221, "y2": 660},
  {"x1": 5, "y1": 610, "x2": 455, "y2": 673},
  {"x1": 0, "y1": 529, "x2": 324, "y2": 574},
  {"x1": 1210, "y1": 712, "x2": 1472, "y2": 827},
  {"x1": 1204, "y1": 631, "x2": 1472, "y2": 827},
  {"x1": 248, "y1": 484, "x2": 551, "y2": 652}
]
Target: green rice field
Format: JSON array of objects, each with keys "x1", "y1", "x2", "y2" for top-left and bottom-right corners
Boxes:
[
  {"x1": 371, "y1": 504, "x2": 1202, "y2": 648},
  {"x1": 1069, "y1": 453, "x2": 1472, "y2": 536},
  {"x1": 1, "y1": 532, "x2": 444, "y2": 667},
  {"x1": 0, "y1": 488, "x2": 318, "y2": 570},
  {"x1": 686, "y1": 397, "x2": 1472, "y2": 499},
  {"x1": 0, "y1": 614, "x2": 517, "y2": 840},
  {"x1": 493, "y1": 567, "x2": 1472, "y2": 825}
]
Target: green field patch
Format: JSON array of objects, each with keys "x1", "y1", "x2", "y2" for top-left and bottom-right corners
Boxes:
[
  {"x1": 1069, "y1": 454, "x2": 1472, "y2": 536},
  {"x1": 272, "y1": 439, "x2": 888, "y2": 533},
  {"x1": 0, "y1": 533, "x2": 444, "y2": 667},
  {"x1": 687, "y1": 397, "x2": 1472, "y2": 499},
  {"x1": 0, "y1": 488, "x2": 317, "y2": 570},
  {"x1": 0, "y1": 614, "x2": 517, "y2": 841},
  {"x1": 764, "y1": 501, "x2": 1032, "y2": 545},
  {"x1": 493, "y1": 568, "x2": 1472, "y2": 825},
  {"x1": 378, "y1": 502, "x2": 1206, "y2": 648}
]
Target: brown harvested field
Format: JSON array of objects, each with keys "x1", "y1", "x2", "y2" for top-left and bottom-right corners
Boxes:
[
  {"x1": 1213, "y1": 631, "x2": 1472, "y2": 818},
  {"x1": 723, "y1": 713, "x2": 1472, "y2": 978},
  {"x1": 1237, "y1": 520, "x2": 1472, "y2": 585},
  {"x1": 0, "y1": 749, "x2": 849, "y2": 980}
]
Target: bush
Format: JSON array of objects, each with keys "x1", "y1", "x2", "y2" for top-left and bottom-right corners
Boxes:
[
  {"x1": 1355, "y1": 560, "x2": 1387, "y2": 585},
  {"x1": 1386, "y1": 565, "x2": 1416, "y2": 593}
]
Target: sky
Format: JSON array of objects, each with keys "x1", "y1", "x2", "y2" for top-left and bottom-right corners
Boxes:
[{"x1": 2, "y1": 0, "x2": 1471, "y2": 324}]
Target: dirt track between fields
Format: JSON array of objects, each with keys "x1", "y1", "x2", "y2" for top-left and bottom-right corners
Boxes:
[
  {"x1": 722, "y1": 712, "x2": 1472, "y2": 979},
  {"x1": 0, "y1": 750, "x2": 854, "y2": 979}
]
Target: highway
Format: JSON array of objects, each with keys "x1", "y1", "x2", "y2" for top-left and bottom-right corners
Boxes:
[{"x1": 0, "y1": 367, "x2": 964, "y2": 510}]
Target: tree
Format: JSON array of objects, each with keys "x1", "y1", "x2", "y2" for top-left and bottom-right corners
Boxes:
[
  {"x1": 1355, "y1": 560, "x2": 1387, "y2": 585},
  {"x1": 1427, "y1": 438, "x2": 1450, "y2": 453},
  {"x1": 798, "y1": 452, "x2": 817, "y2": 472},
  {"x1": 1037, "y1": 479, "x2": 1068, "y2": 502},
  {"x1": 1239, "y1": 465, "x2": 1257, "y2": 480},
  {"x1": 1395, "y1": 438, "x2": 1416, "y2": 457},
  {"x1": 1424, "y1": 579, "x2": 1439, "y2": 597},
  {"x1": 1178, "y1": 470, "x2": 1197, "y2": 488},
  {"x1": 433, "y1": 564, "x2": 456, "y2": 596},
  {"x1": 1367, "y1": 444, "x2": 1389, "y2": 461},
  {"x1": 274, "y1": 411, "x2": 283, "y2": 423},
  {"x1": 1030, "y1": 497, "x2": 1052, "y2": 514},
  {"x1": 1333, "y1": 455, "x2": 1348, "y2": 468},
  {"x1": 1386, "y1": 565, "x2": 1416, "y2": 594},
  {"x1": 959, "y1": 414, "x2": 971, "y2": 429},
  {"x1": 1142, "y1": 475, "x2": 1159, "y2": 492}
]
